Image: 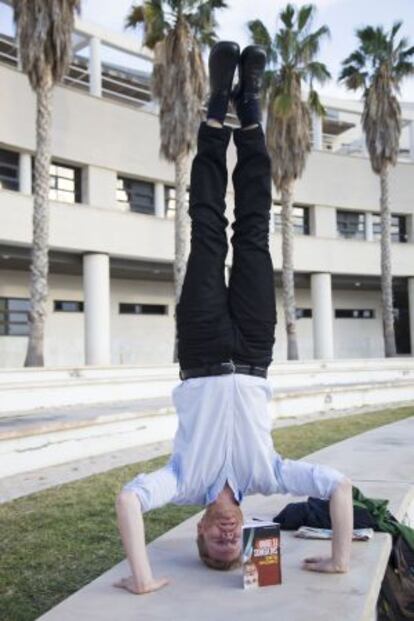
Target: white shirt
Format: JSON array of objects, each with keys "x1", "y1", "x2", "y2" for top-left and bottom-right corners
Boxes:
[{"x1": 123, "y1": 373, "x2": 345, "y2": 512}]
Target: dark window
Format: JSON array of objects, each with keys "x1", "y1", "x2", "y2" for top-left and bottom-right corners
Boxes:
[
  {"x1": 372, "y1": 214, "x2": 407, "y2": 243},
  {"x1": 165, "y1": 186, "x2": 190, "y2": 219},
  {"x1": 54, "y1": 300, "x2": 84, "y2": 312},
  {"x1": 337, "y1": 210, "x2": 365, "y2": 239},
  {"x1": 272, "y1": 204, "x2": 310, "y2": 235},
  {"x1": 49, "y1": 162, "x2": 82, "y2": 203},
  {"x1": 119, "y1": 303, "x2": 168, "y2": 315},
  {"x1": 296, "y1": 308, "x2": 312, "y2": 319},
  {"x1": 0, "y1": 148, "x2": 19, "y2": 191},
  {"x1": 117, "y1": 177, "x2": 154, "y2": 215},
  {"x1": 0, "y1": 297, "x2": 30, "y2": 336},
  {"x1": 335, "y1": 309, "x2": 375, "y2": 319}
]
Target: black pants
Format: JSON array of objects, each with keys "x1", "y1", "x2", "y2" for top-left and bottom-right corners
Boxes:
[{"x1": 176, "y1": 122, "x2": 277, "y2": 370}]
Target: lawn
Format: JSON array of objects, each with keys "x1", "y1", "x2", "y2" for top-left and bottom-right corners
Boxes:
[{"x1": 1, "y1": 405, "x2": 413, "y2": 621}]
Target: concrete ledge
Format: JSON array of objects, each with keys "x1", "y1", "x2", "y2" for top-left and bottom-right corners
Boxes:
[{"x1": 36, "y1": 417, "x2": 414, "y2": 621}]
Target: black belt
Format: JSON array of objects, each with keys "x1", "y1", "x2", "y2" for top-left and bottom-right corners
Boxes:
[{"x1": 179, "y1": 360, "x2": 267, "y2": 381}]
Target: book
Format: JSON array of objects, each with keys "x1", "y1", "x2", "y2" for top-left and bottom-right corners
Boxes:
[
  {"x1": 294, "y1": 526, "x2": 374, "y2": 541},
  {"x1": 242, "y1": 521, "x2": 282, "y2": 589}
]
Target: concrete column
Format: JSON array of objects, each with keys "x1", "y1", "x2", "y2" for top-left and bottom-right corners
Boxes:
[
  {"x1": 365, "y1": 211, "x2": 374, "y2": 241},
  {"x1": 312, "y1": 113, "x2": 323, "y2": 150},
  {"x1": 406, "y1": 215, "x2": 414, "y2": 244},
  {"x1": 311, "y1": 205, "x2": 337, "y2": 238},
  {"x1": 18, "y1": 152, "x2": 32, "y2": 194},
  {"x1": 83, "y1": 166, "x2": 117, "y2": 209},
  {"x1": 311, "y1": 272, "x2": 334, "y2": 359},
  {"x1": 83, "y1": 253, "x2": 111, "y2": 365},
  {"x1": 154, "y1": 182, "x2": 166, "y2": 218},
  {"x1": 408, "y1": 277, "x2": 414, "y2": 356},
  {"x1": 89, "y1": 36, "x2": 102, "y2": 97},
  {"x1": 410, "y1": 121, "x2": 414, "y2": 161},
  {"x1": 361, "y1": 134, "x2": 368, "y2": 157},
  {"x1": 16, "y1": 43, "x2": 22, "y2": 71},
  {"x1": 269, "y1": 206, "x2": 276, "y2": 234}
]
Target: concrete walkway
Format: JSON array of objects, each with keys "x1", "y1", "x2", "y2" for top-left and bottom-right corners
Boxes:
[{"x1": 36, "y1": 416, "x2": 414, "y2": 621}]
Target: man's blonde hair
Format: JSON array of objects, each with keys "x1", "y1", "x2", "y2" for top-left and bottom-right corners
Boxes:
[{"x1": 196, "y1": 533, "x2": 242, "y2": 571}]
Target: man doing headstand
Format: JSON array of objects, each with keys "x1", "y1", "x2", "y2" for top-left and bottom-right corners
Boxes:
[{"x1": 115, "y1": 42, "x2": 353, "y2": 595}]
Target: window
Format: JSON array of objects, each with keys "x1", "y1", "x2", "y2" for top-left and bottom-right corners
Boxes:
[
  {"x1": 335, "y1": 309, "x2": 375, "y2": 319},
  {"x1": 119, "y1": 303, "x2": 168, "y2": 315},
  {"x1": 54, "y1": 300, "x2": 84, "y2": 312},
  {"x1": 0, "y1": 148, "x2": 19, "y2": 191},
  {"x1": 296, "y1": 308, "x2": 312, "y2": 319},
  {"x1": 165, "y1": 186, "x2": 190, "y2": 219},
  {"x1": 336, "y1": 210, "x2": 365, "y2": 239},
  {"x1": 272, "y1": 204, "x2": 310, "y2": 235},
  {"x1": 49, "y1": 163, "x2": 82, "y2": 203},
  {"x1": 372, "y1": 214, "x2": 407, "y2": 243},
  {"x1": 0, "y1": 297, "x2": 30, "y2": 336},
  {"x1": 117, "y1": 177, "x2": 154, "y2": 215}
]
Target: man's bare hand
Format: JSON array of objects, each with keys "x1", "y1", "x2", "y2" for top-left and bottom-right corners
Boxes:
[
  {"x1": 302, "y1": 556, "x2": 349, "y2": 573},
  {"x1": 113, "y1": 575, "x2": 170, "y2": 595}
]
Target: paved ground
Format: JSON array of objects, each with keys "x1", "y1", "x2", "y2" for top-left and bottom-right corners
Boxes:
[{"x1": 0, "y1": 401, "x2": 408, "y2": 504}]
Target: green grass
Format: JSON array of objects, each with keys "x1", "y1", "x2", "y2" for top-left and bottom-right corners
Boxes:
[{"x1": 1, "y1": 405, "x2": 413, "y2": 621}]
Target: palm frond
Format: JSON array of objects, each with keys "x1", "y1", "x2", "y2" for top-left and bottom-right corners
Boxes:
[
  {"x1": 305, "y1": 61, "x2": 331, "y2": 85},
  {"x1": 341, "y1": 50, "x2": 366, "y2": 69},
  {"x1": 264, "y1": 2, "x2": 328, "y2": 187},
  {"x1": 13, "y1": 0, "x2": 80, "y2": 88},
  {"x1": 338, "y1": 64, "x2": 367, "y2": 90},
  {"x1": 185, "y1": 0, "x2": 227, "y2": 49},
  {"x1": 272, "y1": 92, "x2": 294, "y2": 116},
  {"x1": 308, "y1": 89, "x2": 326, "y2": 115},
  {"x1": 297, "y1": 4, "x2": 314, "y2": 32},
  {"x1": 298, "y1": 25, "x2": 330, "y2": 64},
  {"x1": 394, "y1": 60, "x2": 414, "y2": 80},
  {"x1": 126, "y1": 1, "x2": 168, "y2": 49},
  {"x1": 247, "y1": 19, "x2": 274, "y2": 62},
  {"x1": 390, "y1": 20, "x2": 402, "y2": 42},
  {"x1": 280, "y1": 3, "x2": 295, "y2": 29}
]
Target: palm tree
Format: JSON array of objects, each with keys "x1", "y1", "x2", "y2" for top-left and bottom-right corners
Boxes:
[
  {"x1": 13, "y1": 0, "x2": 80, "y2": 366},
  {"x1": 248, "y1": 4, "x2": 330, "y2": 360},
  {"x1": 339, "y1": 23, "x2": 414, "y2": 357},
  {"x1": 126, "y1": 0, "x2": 227, "y2": 359}
]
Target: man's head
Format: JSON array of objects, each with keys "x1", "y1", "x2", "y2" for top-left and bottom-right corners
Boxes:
[{"x1": 197, "y1": 501, "x2": 243, "y2": 570}]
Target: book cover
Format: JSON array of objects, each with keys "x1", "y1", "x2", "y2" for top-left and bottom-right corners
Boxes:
[{"x1": 242, "y1": 522, "x2": 281, "y2": 589}]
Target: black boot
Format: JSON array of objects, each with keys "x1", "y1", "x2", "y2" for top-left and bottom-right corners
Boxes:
[
  {"x1": 232, "y1": 45, "x2": 267, "y2": 127},
  {"x1": 207, "y1": 41, "x2": 240, "y2": 125}
]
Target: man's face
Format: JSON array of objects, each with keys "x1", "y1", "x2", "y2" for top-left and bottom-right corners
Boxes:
[{"x1": 198, "y1": 503, "x2": 243, "y2": 562}]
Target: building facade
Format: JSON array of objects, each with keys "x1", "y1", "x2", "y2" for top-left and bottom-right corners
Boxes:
[{"x1": 1, "y1": 12, "x2": 414, "y2": 367}]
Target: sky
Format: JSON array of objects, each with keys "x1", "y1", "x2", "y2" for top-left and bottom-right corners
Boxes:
[{"x1": 1, "y1": 0, "x2": 414, "y2": 101}]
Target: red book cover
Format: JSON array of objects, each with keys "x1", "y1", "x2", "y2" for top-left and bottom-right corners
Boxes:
[{"x1": 242, "y1": 522, "x2": 281, "y2": 588}]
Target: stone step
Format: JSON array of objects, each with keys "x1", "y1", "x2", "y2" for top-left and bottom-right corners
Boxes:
[
  {"x1": 1, "y1": 358, "x2": 413, "y2": 414},
  {"x1": 1, "y1": 377, "x2": 413, "y2": 479}
]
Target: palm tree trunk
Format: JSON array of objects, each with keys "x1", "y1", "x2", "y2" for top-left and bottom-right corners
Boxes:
[
  {"x1": 24, "y1": 76, "x2": 53, "y2": 367},
  {"x1": 281, "y1": 184, "x2": 299, "y2": 360},
  {"x1": 379, "y1": 166, "x2": 397, "y2": 357},
  {"x1": 173, "y1": 151, "x2": 189, "y2": 362}
]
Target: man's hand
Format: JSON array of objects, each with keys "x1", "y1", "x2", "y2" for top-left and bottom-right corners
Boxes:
[
  {"x1": 113, "y1": 575, "x2": 170, "y2": 595},
  {"x1": 302, "y1": 555, "x2": 349, "y2": 574}
]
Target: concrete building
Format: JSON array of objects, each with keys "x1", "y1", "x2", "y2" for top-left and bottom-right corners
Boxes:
[{"x1": 0, "y1": 10, "x2": 414, "y2": 367}]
